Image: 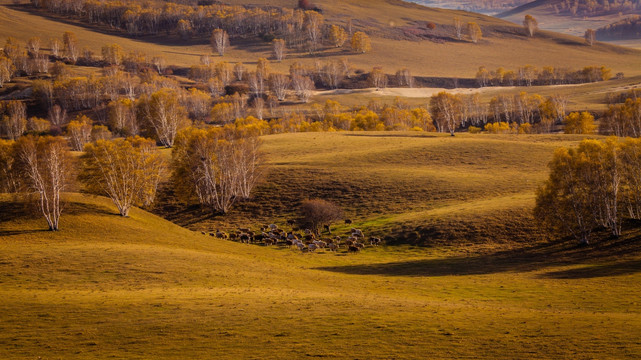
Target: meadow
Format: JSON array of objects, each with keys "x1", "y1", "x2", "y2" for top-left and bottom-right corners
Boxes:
[
  {"x1": 161, "y1": 132, "x2": 587, "y2": 245},
  {"x1": 2, "y1": 188, "x2": 641, "y2": 359},
  {"x1": 1, "y1": 0, "x2": 641, "y2": 358}
]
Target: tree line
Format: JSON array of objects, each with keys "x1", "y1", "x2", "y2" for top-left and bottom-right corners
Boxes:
[
  {"x1": 28, "y1": 0, "x2": 371, "y2": 56},
  {"x1": 536, "y1": 136, "x2": 641, "y2": 245},
  {"x1": 475, "y1": 64, "x2": 613, "y2": 87},
  {"x1": 0, "y1": 126, "x2": 263, "y2": 230}
]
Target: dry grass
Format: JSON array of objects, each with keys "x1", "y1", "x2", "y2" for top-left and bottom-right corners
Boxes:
[
  {"x1": 1, "y1": 193, "x2": 641, "y2": 359},
  {"x1": 0, "y1": 0, "x2": 639, "y2": 79},
  {"x1": 157, "y1": 132, "x2": 591, "y2": 245}
]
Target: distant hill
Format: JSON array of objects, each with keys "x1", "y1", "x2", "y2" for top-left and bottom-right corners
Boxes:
[
  {"x1": 1, "y1": 0, "x2": 639, "y2": 79},
  {"x1": 597, "y1": 15, "x2": 641, "y2": 40},
  {"x1": 404, "y1": 0, "x2": 531, "y2": 15},
  {"x1": 499, "y1": 0, "x2": 641, "y2": 38}
]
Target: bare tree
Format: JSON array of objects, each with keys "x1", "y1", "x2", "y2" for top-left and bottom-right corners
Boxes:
[
  {"x1": 369, "y1": 67, "x2": 388, "y2": 90},
  {"x1": 298, "y1": 199, "x2": 343, "y2": 235},
  {"x1": 26, "y1": 37, "x2": 41, "y2": 56},
  {"x1": 211, "y1": 29, "x2": 230, "y2": 56},
  {"x1": 137, "y1": 89, "x2": 190, "y2": 147},
  {"x1": 172, "y1": 129, "x2": 263, "y2": 214},
  {"x1": 396, "y1": 68, "x2": 414, "y2": 88},
  {"x1": 50, "y1": 38, "x2": 61, "y2": 57},
  {"x1": 453, "y1": 17, "x2": 463, "y2": 40},
  {"x1": 430, "y1": 92, "x2": 462, "y2": 136},
  {"x1": 14, "y1": 135, "x2": 73, "y2": 231},
  {"x1": 269, "y1": 73, "x2": 290, "y2": 101},
  {"x1": 292, "y1": 74, "x2": 315, "y2": 103},
  {"x1": 304, "y1": 11, "x2": 324, "y2": 54},
  {"x1": 62, "y1": 31, "x2": 78, "y2": 62},
  {"x1": 234, "y1": 62, "x2": 246, "y2": 81},
  {"x1": 273, "y1": 39, "x2": 286, "y2": 61},
  {"x1": 584, "y1": 29, "x2": 596, "y2": 46},
  {"x1": 1, "y1": 100, "x2": 27, "y2": 140}
]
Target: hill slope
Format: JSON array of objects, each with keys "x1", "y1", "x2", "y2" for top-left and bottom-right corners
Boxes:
[
  {"x1": 0, "y1": 0, "x2": 639, "y2": 78},
  {"x1": 499, "y1": 0, "x2": 641, "y2": 38},
  {"x1": 2, "y1": 193, "x2": 641, "y2": 358}
]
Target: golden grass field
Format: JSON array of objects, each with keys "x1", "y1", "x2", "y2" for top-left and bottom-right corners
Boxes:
[
  {"x1": 2, "y1": 186, "x2": 641, "y2": 359},
  {"x1": 1, "y1": 0, "x2": 641, "y2": 358},
  {"x1": 160, "y1": 132, "x2": 588, "y2": 245}
]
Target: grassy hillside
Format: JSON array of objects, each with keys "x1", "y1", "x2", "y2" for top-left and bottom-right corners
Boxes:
[
  {"x1": 157, "y1": 132, "x2": 592, "y2": 245},
  {"x1": 2, "y1": 193, "x2": 641, "y2": 359},
  {"x1": 499, "y1": 0, "x2": 640, "y2": 38},
  {"x1": 1, "y1": 0, "x2": 639, "y2": 78}
]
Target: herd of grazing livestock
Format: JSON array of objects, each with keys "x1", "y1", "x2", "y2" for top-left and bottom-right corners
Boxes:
[{"x1": 201, "y1": 221, "x2": 382, "y2": 254}]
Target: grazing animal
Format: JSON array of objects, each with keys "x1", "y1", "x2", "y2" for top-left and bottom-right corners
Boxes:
[
  {"x1": 308, "y1": 243, "x2": 318, "y2": 252},
  {"x1": 323, "y1": 224, "x2": 331, "y2": 234},
  {"x1": 287, "y1": 219, "x2": 296, "y2": 226},
  {"x1": 348, "y1": 245, "x2": 360, "y2": 253},
  {"x1": 239, "y1": 233, "x2": 251, "y2": 244},
  {"x1": 351, "y1": 228, "x2": 364, "y2": 237},
  {"x1": 201, "y1": 231, "x2": 206, "y2": 235},
  {"x1": 209, "y1": 232, "x2": 215, "y2": 237},
  {"x1": 216, "y1": 230, "x2": 228, "y2": 239},
  {"x1": 328, "y1": 243, "x2": 339, "y2": 252},
  {"x1": 345, "y1": 239, "x2": 354, "y2": 246},
  {"x1": 370, "y1": 237, "x2": 381, "y2": 246},
  {"x1": 344, "y1": 219, "x2": 352, "y2": 224},
  {"x1": 355, "y1": 242, "x2": 365, "y2": 249},
  {"x1": 269, "y1": 224, "x2": 278, "y2": 231},
  {"x1": 296, "y1": 242, "x2": 306, "y2": 252}
]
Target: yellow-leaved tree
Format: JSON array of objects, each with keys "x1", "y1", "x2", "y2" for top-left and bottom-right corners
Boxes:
[
  {"x1": 80, "y1": 137, "x2": 165, "y2": 217},
  {"x1": 351, "y1": 31, "x2": 371, "y2": 53},
  {"x1": 563, "y1": 111, "x2": 596, "y2": 134}
]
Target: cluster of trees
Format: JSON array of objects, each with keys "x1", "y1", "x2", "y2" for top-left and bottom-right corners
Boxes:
[
  {"x1": 172, "y1": 127, "x2": 263, "y2": 213},
  {"x1": 452, "y1": 18, "x2": 484, "y2": 43},
  {"x1": 547, "y1": 0, "x2": 639, "y2": 17},
  {"x1": 429, "y1": 91, "x2": 570, "y2": 135},
  {"x1": 596, "y1": 15, "x2": 641, "y2": 40},
  {"x1": 475, "y1": 64, "x2": 612, "y2": 87},
  {"x1": 0, "y1": 127, "x2": 264, "y2": 229},
  {"x1": 536, "y1": 137, "x2": 641, "y2": 245},
  {"x1": 31, "y1": 0, "x2": 371, "y2": 55},
  {"x1": 600, "y1": 90, "x2": 641, "y2": 137}
]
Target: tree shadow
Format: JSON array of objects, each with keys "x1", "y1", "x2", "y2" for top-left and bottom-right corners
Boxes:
[
  {"x1": 316, "y1": 232, "x2": 641, "y2": 279},
  {"x1": 341, "y1": 133, "x2": 438, "y2": 139},
  {"x1": 539, "y1": 259, "x2": 641, "y2": 279}
]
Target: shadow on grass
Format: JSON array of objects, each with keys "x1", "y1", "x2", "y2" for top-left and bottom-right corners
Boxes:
[
  {"x1": 316, "y1": 232, "x2": 641, "y2": 279},
  {"x1": 539, "y1": 259, "x2": 641, "y2": 279},
  {"x1": 341, "y1": 133, "x2": 438, "y2": 139}
]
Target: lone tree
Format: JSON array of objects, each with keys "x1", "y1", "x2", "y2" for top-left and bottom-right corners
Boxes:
[
  {"x1": 80, "y1": 137, "x2": 165, "y2": 217},
  {"x1": 584, "y1": 29, "x2": 596, "y2": 46},
  {"x1": 453, "y1": 17, "x2": 463, "y2": 40},
  {"x1": 329, "y1": 25, "x2": 348, "y2": 48},
  {"x1": 467, "y1": 22, "x2": 482, "y2": 43},
  {"x1": 351, "y1": 31, "x2": 371, "y2": 53},
  {"x1": 298, "y1": 199, "x2": 343, "y2": 235},
  {"x1": 14, "y1": 135, "x2": 73, "y2": 231},
  {"x1": 211, "y1": 29, "x2": 229, "y2": 56},
  {"x1": 523, "y1": 15, "x2": 538, "y2": 37},
  {"x1": 272, "y1": 39, "x2": 286, "y2": 61}
]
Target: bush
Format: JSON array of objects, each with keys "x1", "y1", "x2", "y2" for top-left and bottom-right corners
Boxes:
[
  {"x1": 298, "y1": 199, "x2": 343, "y2": 234},
  {"x1": 468, "y1": 126, "x2": 481, "y2": 134}
]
